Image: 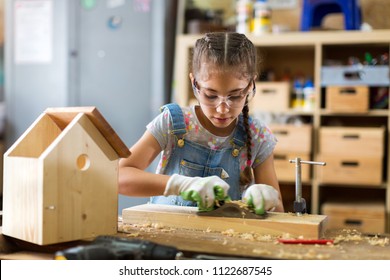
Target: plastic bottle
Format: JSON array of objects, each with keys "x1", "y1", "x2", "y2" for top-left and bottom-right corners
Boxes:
[
  {"x1": 236, "y1": 0, "x2": 254, "y2": 34},
  {"x1": 303, "y1": 79, "x2": 315, "y2": 111},
  {"x1": 292, "y1": 79, "x2": 304, "y2": 109},
  {"x1": 253, "y1": 0, "x2": 271, "y2": 35}
]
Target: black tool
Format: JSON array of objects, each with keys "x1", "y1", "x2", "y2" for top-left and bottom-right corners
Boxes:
[{"x1": 55, "y1": 235, "x2": 179, "y2": 260}]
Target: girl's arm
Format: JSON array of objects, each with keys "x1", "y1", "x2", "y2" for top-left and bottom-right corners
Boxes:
[
  {"x1": 118, "y1": 130, "x2": 170, "y2": 196},
  {"x1": 253, "y1": 153, "x2": 285, "y2": 212}
]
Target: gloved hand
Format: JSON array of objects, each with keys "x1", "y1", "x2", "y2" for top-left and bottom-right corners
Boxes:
[
  {"x1": 243, "y1": 184, "x2": 279, "y2": 215},
  {"x1": 164, "y1": 174, "x2": 230, "y2": 211}
]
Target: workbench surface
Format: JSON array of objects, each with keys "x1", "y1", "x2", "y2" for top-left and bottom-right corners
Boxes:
[
  {"x1": 118, "y1": 222, "x2": 390, "y2": 260},
  {"x1": 1, "y1": 221, "x2": 389, "y2": 260}
]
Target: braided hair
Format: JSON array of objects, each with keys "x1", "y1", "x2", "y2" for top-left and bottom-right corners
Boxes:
[{"x1": 191, "y1": 32, "x2": 258, "y2": 189}]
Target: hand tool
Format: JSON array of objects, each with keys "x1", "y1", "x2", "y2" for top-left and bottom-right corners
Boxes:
[
  {"x1": 278, "y1": 238, "x2": 334, "y2": 245},
  {"x1": 55, "y1": 235, "x2": 179, "y2": 260},
  {"x1": 289, "y1": 158, "x2": 326, "y2": 216},
  {"x1": 55, "y1": 235, "x2": 249, "y2": 260},
  {"x1": 196, "y1": 201, "x2": 266, "y2": 219}
]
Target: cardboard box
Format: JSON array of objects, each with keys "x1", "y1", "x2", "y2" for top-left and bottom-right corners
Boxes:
[
  {"x1": 322, "y1": 202, "x2": 385, "y2": 233},
  {"x1": 326, "y1": 86, "x2": 369, "y2": 113},
  {"x1": 250, "y1": 82, "x2": 290, "y2": 112}
]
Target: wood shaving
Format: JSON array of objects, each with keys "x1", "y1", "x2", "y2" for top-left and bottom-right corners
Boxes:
[
  {"x1": 366, "y1": 236, "x2": 389, "y2": 247},
  {"x1": 256, "y1": 235, "x2": 273, "y2": 242},
  {"x1": 241, "y1": 233, "x2": 256, "y2": 241},
  {"x1": 221, "y1": 228, "x2": 276, "y2": 243},
  {"x1": 228, "y1": 200, "x2": 256, "y2": 214},
  {"x1": 221, "y1": 229, "x2": 236, "y2": 237},
  {"x1": 121, "y1": 222, "x2": 176, "y2": 233},
  {"x1": 333, "y1": 229, "x2": 363, "y2": 244},
  {"x1": 229, "y1": 200, "x2": 249, "y2": 209},
  {"x1": 280, "y1": 233, "x2": 306, "y2": 240},
  {"x1": 332, "y1": 229, "x2": 389, "y2": 247}
]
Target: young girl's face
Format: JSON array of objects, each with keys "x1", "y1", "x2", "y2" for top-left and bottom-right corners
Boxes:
[{"x1": 190, "y1": 70, "x2": 252, "y2": 136}]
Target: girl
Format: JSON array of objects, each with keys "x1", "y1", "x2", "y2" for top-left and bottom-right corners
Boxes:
[{"x1": 119, "y1": 32, "x2": 284, "y2": 214}]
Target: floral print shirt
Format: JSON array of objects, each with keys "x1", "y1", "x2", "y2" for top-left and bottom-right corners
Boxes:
[{"x1": 147, "y1": 105, "x2": 277, "y2": 174}]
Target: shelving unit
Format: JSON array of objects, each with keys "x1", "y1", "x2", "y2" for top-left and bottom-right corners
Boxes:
[{"x1": 173, "y1": 30, "x2": 390, "y2": 233}]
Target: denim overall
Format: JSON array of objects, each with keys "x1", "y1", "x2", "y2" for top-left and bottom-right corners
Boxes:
[{"x1": 150, "y1": 103, "x2": 247, "y2": 206}]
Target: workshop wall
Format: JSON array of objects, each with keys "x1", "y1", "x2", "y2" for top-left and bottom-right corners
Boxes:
[{"x1": 0, "y1": 0, "x2": 3, "y2": 44}]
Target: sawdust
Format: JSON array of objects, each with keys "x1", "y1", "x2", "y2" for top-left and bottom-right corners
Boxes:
[
  {"x1": 367, "y1": 235, "x2": 389, "y2": 247},
  {"x1": 334, "y1": 229, "x2": 363, "y2": 244},
  {"x1": 333, "y1": 229, "x2": 389, "y2": 247},
  {"x1": 119, "y1": 222, "x2": 389, "y2": 260},
  {"x1": 281, "y1": 233, "x2": 304, "y2": 240},
  {"x1": 221, "y1": 229, "x2": 236, "y2": 237},
  {"x1": 229, "y1": 200, "x2": 249, "y2": 209},
  {"x1": 121, "y1": 222, "x2": 177, "y2": 234},
  {"x1": 227, "y1": 200, "x2": 258, "y2": 218},
  {"x1": 221, "y1": 228, "x2": 274, "y2": 242},
  {"x1": 122, "y1": 222, "x2": 388, "y2": 249}
]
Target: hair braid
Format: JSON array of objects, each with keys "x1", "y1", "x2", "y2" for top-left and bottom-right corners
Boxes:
[{"x1": 239, "y1": 104, "x2": 254, "y2": 190}]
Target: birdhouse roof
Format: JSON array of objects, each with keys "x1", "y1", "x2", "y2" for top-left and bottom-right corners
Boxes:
[{"x1": 44, "y1": 107, "x2": 130, "y2": 158}]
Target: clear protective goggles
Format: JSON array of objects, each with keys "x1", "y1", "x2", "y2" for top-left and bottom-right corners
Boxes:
[{"x1": 192, "y1": 79, "x2": 256, "y2": 108}]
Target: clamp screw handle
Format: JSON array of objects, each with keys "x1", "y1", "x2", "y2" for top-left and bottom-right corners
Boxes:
[{"x1": 289, "y1": 158, "x2": 326, "y2": 216}]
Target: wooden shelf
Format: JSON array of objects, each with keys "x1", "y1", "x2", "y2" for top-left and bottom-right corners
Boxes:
[
  {"x1": 319, "y1": 110, "x2": 390, "y2": 117},
  {"x1": 173, "y1": 30, "x2": 390, "y2": 233}
]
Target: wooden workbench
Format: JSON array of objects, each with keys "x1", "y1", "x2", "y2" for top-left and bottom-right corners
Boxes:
[{"x1": 1, "y1": 220, "x2": 389, "y2": 260}]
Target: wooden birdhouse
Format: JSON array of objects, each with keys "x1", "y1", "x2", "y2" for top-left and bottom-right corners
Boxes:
[{"x1": 2, "y1": 107, "x2": 131, "y2": 245}]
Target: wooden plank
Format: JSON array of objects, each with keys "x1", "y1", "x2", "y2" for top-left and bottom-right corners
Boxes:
[
  {"x1": 6, "y1": 113, "x2": 62, "y2": 158},
  {"x1": 44, "y1": 107, "x2": 130, "y2": 158},
  {"x1": 122, "y1": 204, "x2": 328, "y2": 239},
  {"x1": 0, "y1": 251, "x2": 53, "y2": 260}
]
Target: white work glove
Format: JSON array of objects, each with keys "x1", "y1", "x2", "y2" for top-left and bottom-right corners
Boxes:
[
  {"x1": 243, "y1": 184, "x2": 279, "y2": 215},
  {"x1": 165, "y1": 174, "x2": 230, "y2": 211}
]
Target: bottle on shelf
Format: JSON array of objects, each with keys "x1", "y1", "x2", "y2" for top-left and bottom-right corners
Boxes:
[
  {"x1": 303, "y1": 79, "x2": 315, "y2": 111},
  {"x1": 236, "y1": 0, "x2": 254, "y2": 34},
  {"x1": 253, "y1": 0, "x2": 272, "y2": 35},
  {"x1": 292, "y1": 78, "x2": 304, "y2": 109}
]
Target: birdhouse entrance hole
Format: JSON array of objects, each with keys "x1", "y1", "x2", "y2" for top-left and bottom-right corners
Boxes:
[{"x1": 77, "y1": 154, "x2": 90, "y2": 171}]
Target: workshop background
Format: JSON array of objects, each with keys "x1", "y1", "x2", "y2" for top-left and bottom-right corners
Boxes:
[{"x1": 0, "y1": 0, "x2": 390, "y2": 235}]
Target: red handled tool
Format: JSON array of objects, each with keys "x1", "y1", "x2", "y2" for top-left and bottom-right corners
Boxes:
[{"x1": 278, "y1": 238, "x2": 334, "y2": 245}]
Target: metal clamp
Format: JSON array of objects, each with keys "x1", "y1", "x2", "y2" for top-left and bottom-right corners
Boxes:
[{"x1": 289, "y1": 158, "x2": 326, "y2": 216}]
